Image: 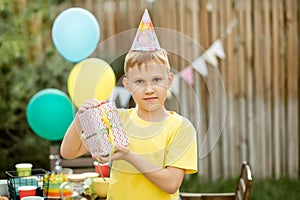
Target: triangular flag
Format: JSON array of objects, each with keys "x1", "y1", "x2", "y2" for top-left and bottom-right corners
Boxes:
[
  {"x1": 130, "y1": 9, "x2": 161, "y2": 51},
  {"x1": 179, "y1": 66, "x2": 194, "y2": 85},
  {"x1": 109, "y1": 87, "x2": 131, "y2": 107},
  {"x1": 108, "y1": 87, "x2": 118, "y2": 102},
  {"x1": 118, "y1": 87, "x2": 132, "y2": 107},
  {"x1": 170, "y1": 74, "x2": 180, "y2": 96},
  {"x1": 202, "y1": 49, "x2": 218, "y2": 67},
  {"x1": 192, "y1": 56, "x2": 208, "y2": 76},
  {"x1": 210, "y1": 39, "x2": 225, "y2": 59}
]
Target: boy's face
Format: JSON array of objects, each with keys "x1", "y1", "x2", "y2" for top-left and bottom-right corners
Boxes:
[{"x1": 123, "y1": 62, "x2": 174, "y2": 112}]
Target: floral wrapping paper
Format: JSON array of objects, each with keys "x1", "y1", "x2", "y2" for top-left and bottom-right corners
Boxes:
[{"x1": 78, "y1": 102, "x2": 129, "y2": 157}]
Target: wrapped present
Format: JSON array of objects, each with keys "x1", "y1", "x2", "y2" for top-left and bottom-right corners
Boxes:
[{"x1": 78, "y1": 102, "x2": 129, "y2": 157}]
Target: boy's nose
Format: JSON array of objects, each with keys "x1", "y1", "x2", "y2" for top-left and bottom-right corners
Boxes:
[{"x1": 145, "y1": 82, "x2": 154, "y2": 93}]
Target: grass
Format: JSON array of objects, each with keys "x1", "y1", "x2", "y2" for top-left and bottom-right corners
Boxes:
[{"x1": 180, "y1": 174, "x2": 300, "y2": 200}]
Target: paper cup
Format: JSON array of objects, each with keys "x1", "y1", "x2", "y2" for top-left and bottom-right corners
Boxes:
[
  {"x1": 21, "y1": 196, "x2": 44, "y2": 200},
  {"x1": 0, "y1": 179, "x2": 8, "y2": 196},
  {"x1": 18, "y1": 186, "x2": 37, "y2": 199},
  {"x1": 61, "y1": 168, "x2": 73, "y2": 175},
  {"x1": 94, "y1": 161, "x2": 110, "y2": 177},
  {"x1": 15, "y1": 163, "x2": 33, "y2": 177}
]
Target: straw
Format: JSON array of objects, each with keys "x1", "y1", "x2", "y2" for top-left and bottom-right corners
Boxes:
[{"x1": 97, "y1": 158, "x2": 106, "y2": 182}]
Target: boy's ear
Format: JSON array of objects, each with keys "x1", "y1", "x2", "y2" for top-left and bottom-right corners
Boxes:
[
  {"x1": 168, "y1": 72, "x2": 174, "y2": 88},
  {"x1": 122, "y1": 77, "x2": 131, "y2": 92}
]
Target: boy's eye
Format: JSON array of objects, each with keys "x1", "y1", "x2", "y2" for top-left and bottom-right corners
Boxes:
[
  {"x1": 135, "y1": 80, "x2": 144, "y2": 84},
  {"x1": 153, "y1": 78, "x2": 162, "y2": 83}
]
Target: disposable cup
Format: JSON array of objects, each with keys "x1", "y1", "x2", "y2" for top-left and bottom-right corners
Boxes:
[
  {"x1": 82, "y1": 172, "x2": 99, "y2": 194},
  {"x1": 0, "y1": 179, "x2": 8, "y2": 196},
  {"x1": 15, "y1": 163, "x2": 33, "y2": 177},
  {"x1": 21, "y1": 196, "x2": 44, "y2": 200},
  {"x1": 93, "y1": 161, "x2": 110, "y2": 177},
  {"x1": 61, "y1": 168, "x2": 73, "y2": 175},
  {"x1": 18, "y1": 186, "x2": 37, "y2": 199}
]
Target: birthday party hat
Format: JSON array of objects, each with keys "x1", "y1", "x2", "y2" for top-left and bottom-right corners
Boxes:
[{"x1": 130, "y1": 9, "x2": 161, "y2": 51}]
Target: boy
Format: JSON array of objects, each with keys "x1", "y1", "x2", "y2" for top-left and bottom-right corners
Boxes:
[{"x1": 61, "y1": 9, "x2": 197, "y2": 200}]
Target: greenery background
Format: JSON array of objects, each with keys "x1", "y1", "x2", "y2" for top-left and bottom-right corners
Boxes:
[
  {"x1": 0, "y1": 0, "x2": 70, "y2": 177},
  {"x1": 0, "y1": 1, "x2": 299, "y2": 199}
]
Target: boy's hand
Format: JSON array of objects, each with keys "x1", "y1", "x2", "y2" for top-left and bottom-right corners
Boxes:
[
  {"x1": 77, "y1": 99, "x2": 106, "y2": 115},
  {"x1": 98, "y1": 144, "x2": 131, "y2": 163}
]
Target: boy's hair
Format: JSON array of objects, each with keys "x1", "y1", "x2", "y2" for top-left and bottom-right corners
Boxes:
[{"x1": 124, "y1": 49, "x2": 170, "y2": 73}]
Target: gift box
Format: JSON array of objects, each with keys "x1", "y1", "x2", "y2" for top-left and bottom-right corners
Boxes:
[{"x1": 78, "y1": 102, "x2": 129, "y2": 157}]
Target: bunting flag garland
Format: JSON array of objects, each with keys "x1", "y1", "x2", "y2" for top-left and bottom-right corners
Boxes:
[
  {"x1": 191, "y1": 57, "x2": 208, "y2": 77},
  {"x1": 171, "y1": 74, "x2": 180, "y2": 97},
  {"x1": 201, "y1": 49, "x2": 219, "y2": 67},
  {"x1": 179, "y1": 66, "x2": 194, "y2": 86},
  {"x1": 108, "y1": 86, "x2": 131, "y2": 107},
  {"x1": 210, "y1": 39, "x2": 226, "y2": 59},
  {"x1": 180, "y1": 18, "x2": 237, "y2": 79}
]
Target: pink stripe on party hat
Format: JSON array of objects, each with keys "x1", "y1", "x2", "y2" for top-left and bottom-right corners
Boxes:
[{"x1": 130, "y1": 9, "x2": 161, "y2": 51}]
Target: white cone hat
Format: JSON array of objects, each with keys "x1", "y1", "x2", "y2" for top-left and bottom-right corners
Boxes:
[{"x1": 130, "y1": 9, "x2": 161, "y2": 51}]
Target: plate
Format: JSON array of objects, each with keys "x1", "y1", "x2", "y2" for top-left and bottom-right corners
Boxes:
[
  {"x1": 47, "y1": 191, "x2": 79, "y2": 199},
  {"x1": 67, "y1": 174, "x2": 86, "y2": 183}
]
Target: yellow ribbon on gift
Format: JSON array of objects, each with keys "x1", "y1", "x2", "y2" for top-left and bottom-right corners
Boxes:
[
  {"x1": 101, "y1": 107, "x2": 115, "y2": 152},
  {"x1": 97, "y1": 107, "x2": 114, "y2": 182}
]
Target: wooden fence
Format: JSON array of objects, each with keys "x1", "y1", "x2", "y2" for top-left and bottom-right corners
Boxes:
[{"x1": 18, "y1": 0, "x2": 300, "y2": 180}]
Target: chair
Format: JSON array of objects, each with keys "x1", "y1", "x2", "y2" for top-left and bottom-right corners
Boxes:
[
  {"x1": 49, "y1": 145, "x2": 95, "y2": 174},
  {"x1": 180, "y1": 161, "x2": 253, "y2": 200}
]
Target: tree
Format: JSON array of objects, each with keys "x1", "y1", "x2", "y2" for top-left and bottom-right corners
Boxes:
[{"x1": 0, "y1": 0, "x2": 72, "y2": 177}]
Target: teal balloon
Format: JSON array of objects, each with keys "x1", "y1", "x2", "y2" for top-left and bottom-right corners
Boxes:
[
  {"x1": 52, "y1": 7, "x2": 100, "y2": 62},
  {"x1": 26, "y1": 88, "x2": 76, "y2": 141}
]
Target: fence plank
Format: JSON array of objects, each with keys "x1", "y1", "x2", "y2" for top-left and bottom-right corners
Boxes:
[
  {"x1": 271, "y1": 0, "x2": 281, "y2": 179},
  {"x1": 277, "y1": 0, "x2": 287, "y2": 177},
  {"x1": 262, "y1": 0, "x2": 273, "y2": 178},
  {"x1": 253, "y1": 0, "x2": 266, "y2": 178},
  {"x1": 285, "y1": 0, "x2": 299, "y2": 178},
  {"x1": 210, "y1": 0, "x2": 222, "y2": 181},
  {"x1": 198, "y1": 0, "x2": 210, "y2": 179},
  {"x1": 244, "y1": 0, "x2": 255, "y2": 180},
  {"x1": 229, "y1": 0, "x2": 240, "y2": 176},
  {"x1": 218, "y1": 0, "x2": 230, "y2": 179},
  {"x1": 236, "y1": 0, "x2": 248, "y2": 167}
]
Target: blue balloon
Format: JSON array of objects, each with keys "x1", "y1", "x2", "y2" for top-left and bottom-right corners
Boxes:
[
  {"x1": 52, "y1": 7, "x2": 100, "y2": 62},
  {"x1": 26, "y1": 88, "x2": 76, "y2": 141}
]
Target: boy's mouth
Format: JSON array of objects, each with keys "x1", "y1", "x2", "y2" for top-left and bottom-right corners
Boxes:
[{"x1": 143, "y1": 97, "x2": 158, "y2": 100}]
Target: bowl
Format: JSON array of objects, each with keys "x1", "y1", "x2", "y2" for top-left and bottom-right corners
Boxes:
[
  {"x1": 21, "y1": 196, "x2": 44, "y2": 200},
  {"x1": 93, "y1": 178, "x2": 110, "y2": 198}
]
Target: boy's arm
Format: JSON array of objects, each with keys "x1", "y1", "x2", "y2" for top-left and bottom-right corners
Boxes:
[
  {"x1": 100, "y1": 144, "x2": 185, "y2": 194},
  {"x1": 60, "y1": 116, "x2": 88, "y2": 159},
  {"x1": 61, "y1": 98, "x2": 106, "y2": 159}
]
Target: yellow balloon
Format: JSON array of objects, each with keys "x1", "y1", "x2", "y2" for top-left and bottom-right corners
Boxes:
[{"x1": 68, "y1": 58, "x2": 116, "y2": 108}]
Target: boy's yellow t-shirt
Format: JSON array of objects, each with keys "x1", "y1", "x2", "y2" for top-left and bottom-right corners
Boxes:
[{"x1": 107, "y1": 108, "x2": 198, "y2": 200}]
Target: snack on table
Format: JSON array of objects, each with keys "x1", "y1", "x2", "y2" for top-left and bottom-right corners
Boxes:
[{"x1": 43, "y1": 173, "x2": 72, "y2": 197}]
